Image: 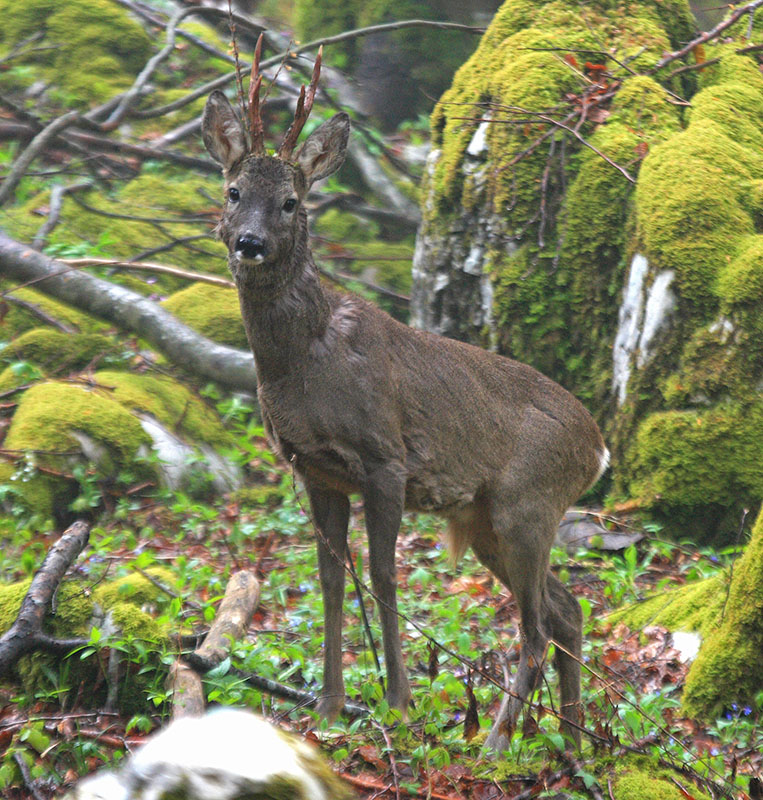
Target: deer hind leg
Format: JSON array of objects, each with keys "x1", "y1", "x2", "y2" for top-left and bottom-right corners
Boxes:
[
  {"x1": 308, "y1": 484, "x2": 351, "y2": 721},
  {"x1": 546, "y1": 571, "x2": 583, "y2": 748},
  {"x1": 469, "y1": 495, "x2": 566, "y2": 755}
]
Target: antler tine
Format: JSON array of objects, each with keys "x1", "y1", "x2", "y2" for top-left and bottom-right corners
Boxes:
[
  {"x1": 248, "y1": 33, "x2": 265, "y2": 155},
  {"x1": 278, "y1": 46, "x2": 323, "y2": 160}
]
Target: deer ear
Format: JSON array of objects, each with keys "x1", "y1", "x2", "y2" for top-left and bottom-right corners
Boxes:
[
  {"x1": 295, "y1": 112, "x2": 350, "y2": 185},
  {"x1": 202, "y1": 91, "x2": 248, "y2": 170}
]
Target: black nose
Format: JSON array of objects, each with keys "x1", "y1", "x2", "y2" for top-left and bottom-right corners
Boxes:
[{"x1": 235, "y1": 235, "x2": 266, "y2": 260}]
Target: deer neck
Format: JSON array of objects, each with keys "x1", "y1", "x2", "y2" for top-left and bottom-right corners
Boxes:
[{"x1": 235, "y1": 215, "x2": 330, "y2": 383}]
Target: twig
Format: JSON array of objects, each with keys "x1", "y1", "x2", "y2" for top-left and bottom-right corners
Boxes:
[
  {"x1": 32, "y1": 182, "x2": 92, "y2": 251},
  {"x1": 2, "y1": 293, "x2": 77, "y2": 333},
  {"x1": 0, "y1": 110, "x2": 80, "y2": 206},
  {"x1": 104, "y1": 6, "x2": 200, "y2": 129},
  {"x1": 59, "y1": 257, "x2": 235, "y2": 288},
  {"x1": 650, "y1": 0, "x2": 763, "y2": 73},
  {"x1": 0, "y1": 521, "x2": 91, "y2": 678},
  {"x1": 12, "y1": 752, "x2": 46, "y2": 800},
  {"x1": 132, "y1": 19, "x2": 485, "y2": 120}
]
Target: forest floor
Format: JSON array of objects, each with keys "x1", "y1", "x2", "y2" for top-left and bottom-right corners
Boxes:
[{"x1": 0, "y1": 481, "x2": 760, "y2": 799}]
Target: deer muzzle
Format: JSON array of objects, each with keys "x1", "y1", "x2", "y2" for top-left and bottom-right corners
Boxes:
[{"x1": 235, "y1": 234, "x2": 267, "y2": 264}]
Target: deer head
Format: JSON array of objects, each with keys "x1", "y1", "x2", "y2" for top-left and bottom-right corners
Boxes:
[{"x1": 202, "y1": 41, "x2": 350, "y2": 298}]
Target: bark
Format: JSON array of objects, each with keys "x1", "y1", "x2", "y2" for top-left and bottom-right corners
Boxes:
[
  {"x1": 169, "y1": 570, "x2": 260, "y2": 718},
  {"x1": 0, "y1": 521, "x2": 90, "y2": 679},
  {"x1": 0, "y1": 231, "x2": 257, "y2": 394}
]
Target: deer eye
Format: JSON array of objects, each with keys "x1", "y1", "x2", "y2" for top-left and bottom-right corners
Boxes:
[
  {"x1": 282, "y1": 198, "x2": 297, "y2": 213},
  {"x1": 228, "y1": 187, "x2": 240, "y2": 203}
]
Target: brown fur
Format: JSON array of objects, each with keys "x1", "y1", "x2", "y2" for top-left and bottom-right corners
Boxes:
[{"x1": 202, "y1": 90, "x2": 608, "y2": 753}]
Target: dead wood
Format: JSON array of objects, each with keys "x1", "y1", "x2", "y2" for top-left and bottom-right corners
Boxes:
[{"x1": 0, "y1": 520, "x2": 90, "y2": 679}]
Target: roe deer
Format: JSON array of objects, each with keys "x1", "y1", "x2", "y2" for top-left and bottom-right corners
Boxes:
[{"x1": 202, "y1": 43, "x2": 608, "y2": 753}]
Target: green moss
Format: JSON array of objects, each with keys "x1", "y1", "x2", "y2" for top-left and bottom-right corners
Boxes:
[
  {"x1": 0, "y1": 570, "x2": 170, "y2": 713},
  {"x1": 636, "y1": 55, "x2": 763, "y2": 312},
  {"x1": 717, "y1": 235, "x2": 763, "y2": 337},
  {"x1": 612, "y1": 757, "x2": 711, "y2": 800},
  {"x1": 0, "y1": 285, "x2": 106, "y2": 337},
  {"x1": 681, "y1": 509, "x2": 763, "y2": 718},
  {"x1": 1, "y1": 329, "x2": 118, "y2": 371},
  {"x1": 5, "y1": 381, "x2": 149, "y2": 462},
  {"x1": 313, "y1": 209, "x2": 379, "y2": 243},
  {"x1": 628, "y1": 401, "x2": 763, "y2": 525},
  {"x1": 161, "y1": 283, "x2": 247, "y2": 348},
  {"x1": 661, "y1": 321, "x2": 760, "y2": 407},
  {"x1": 92, "y1": 568, "x2": 172, "y2": 608},
  {"x1": 609, "y1": 574, "x2": 725, "y2": 637},
  {"x1": 94, "y1": 370, "x2": 234, "y2": 450},
  {"x1": 0, "y1": 0, "x2": 152, "y2": 104}
]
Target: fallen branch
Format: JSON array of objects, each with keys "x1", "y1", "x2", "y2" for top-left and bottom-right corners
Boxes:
[
  {"x1": 0, "y1": 110, "x2": 80, "y2": 207},
  {"x1": 170, "y1": 571, "x2": 260, "y2": 718},
  {"x1": 0, "y1": 521, "x2": 90, "y2": 679},
  {"x1": 60, "y1": 257, "x2": 235, "y2": 289},
  {"x1": 0, "y1": 231, "x2": 256, "y2": 394}
]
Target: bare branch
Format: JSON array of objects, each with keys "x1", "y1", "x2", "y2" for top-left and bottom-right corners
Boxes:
[
  {"x1": 32, "y1": 182, "x2": 91, "y2": 250},
  {"x1": 103, "y1": 6, "x2": 200, "y2": 129},
  {"x1": 133, "y1": 18, "x2": 484, "y2": 121},
  {"x1": 60, "y1": 257, "x2": 235, "y2": 288},
  {"x1": 0, "y1": 231, "x2": 256, "y2": 393},
  {"x1": 650, "y1": 0, "x2": 763, "y2": 73},
  {"x1": 0, "y1": 521, "x2": 91, "y2": 679},
  {"x1": 0, "y1": 110, "x2": 80, "y2": 207}
]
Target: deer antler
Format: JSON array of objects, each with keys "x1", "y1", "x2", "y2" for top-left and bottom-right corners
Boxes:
[
  {"x1": 278, "y1": 46, "x2": 322, "y2": 160},
  {"x1": 248, "y1": 33, "x2": 266, "y2": 155}
]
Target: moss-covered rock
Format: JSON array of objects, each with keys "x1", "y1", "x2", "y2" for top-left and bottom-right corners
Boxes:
[
  {"x1": 1, "y1": 329, "x2": 119, "y2": 371},
  {"x1": 612, "y1": 510, "x2": 763, "y2": 718},
  {"x1": 0, "y1": 568, "x2": 172, "y2": 711},
  {"x1": 0, "y1": 0, "x2": 152, "y2": 104},
  {"x1": 0, "y1": 370, "x2": 237, "y2": 514},
  {"x1": 161, "y1": 283, "x2": 247, "y2": 348},
  {"x1": 680, "y1": 509, "x2": 763, "y2": 718},
  {"x1": 611, "y1": 756, "x2": 711, "y2": 800},
  {"x1": 94, "y1": 370, "x2": 234, "y2": 450}
]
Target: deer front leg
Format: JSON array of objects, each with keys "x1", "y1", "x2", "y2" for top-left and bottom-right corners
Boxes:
[
  {"x1": 364, "y1": 464, "x2": 411, "y2": 715},
  {"x1": 308, "y1": 484, "x2": 351, "y2": 721}
]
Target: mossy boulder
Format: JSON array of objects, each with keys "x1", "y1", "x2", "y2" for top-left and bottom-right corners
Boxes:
[
  {"x1": 161, "y1": 283, "x2": 248, "y2": 348},
  {"x1": 0, "y1": 0, "x2": 152, "y2": 104},
  {"x1": 0, "y1": 286, "x2": 107, "y2": 338},
  {"x1": 0, "y1": 372, "x2": 237, "y2": 516},
  {"x1": 414, "y1": 0, "x2": 763, "y2": 540},
  {"x1": 612, "y1": 509, "x2": 763, "y2": 718},
  {"x1": 0, "y1": 568, "x2": 172, "y2": 710},
  {"x1": 1, "y1": 329, "x2": 120, "y2": 371}
]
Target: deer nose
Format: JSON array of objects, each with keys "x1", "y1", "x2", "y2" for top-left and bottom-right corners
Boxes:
[{"x1": 235, "y1": 235, "x2": 267, "y2": 261}]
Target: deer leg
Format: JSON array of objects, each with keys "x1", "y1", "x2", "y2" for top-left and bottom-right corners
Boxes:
[
  {"x1": 308, "y1": 484, "x2": 351, "y2": 721},
  {"x1": 546, "y1": 571, "x2": 583, "y2": 748},
  {"x1": 363, "y1": 464, "x2": 411, "y2": 715},
  {"x1": 472, "y1": 497, "x2": 559, "y2": 755}
]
